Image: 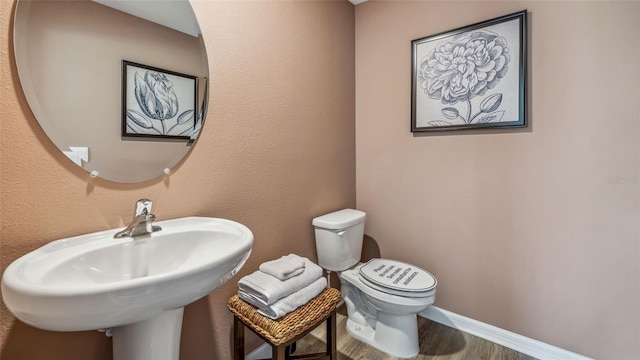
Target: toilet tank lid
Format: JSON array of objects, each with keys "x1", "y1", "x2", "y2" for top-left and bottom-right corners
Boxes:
[{"x1": 312, "y1": 209, "x2": 366, "y2": 230}]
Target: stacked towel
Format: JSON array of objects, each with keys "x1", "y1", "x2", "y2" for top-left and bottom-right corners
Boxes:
[
  {"x1": 238, "y1": 256, "x2": 323, "y2": 307},
  {"x1": 238, "y1": 254, "x2": 326, "y2": 319},
  {"x1": 259, "y1": 254, "x2": 305, "y2": 280},
  {"x1": 257, "y1": 277, "x2": 327, "y2": 319}
]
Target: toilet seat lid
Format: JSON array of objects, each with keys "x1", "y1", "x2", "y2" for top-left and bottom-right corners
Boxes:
[{"x1": 359, "y1": 258, "x2": 436, "y2": 293}]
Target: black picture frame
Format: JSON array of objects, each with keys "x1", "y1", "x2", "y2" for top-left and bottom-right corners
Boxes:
[
  {"x1": 411, "y1": 10, "x2": 527, "y2": 132},
  {"x1": 122, "y1": 60, "x2": 198, "y2": 141}
]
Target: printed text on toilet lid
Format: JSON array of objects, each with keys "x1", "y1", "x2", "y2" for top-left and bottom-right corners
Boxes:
[{"x1": 359, "y1": 259, "x2": 436, "y2": 292}]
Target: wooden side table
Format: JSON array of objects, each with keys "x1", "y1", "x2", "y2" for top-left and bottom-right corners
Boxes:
[{"x1": 228, "y1": 287, "x2": 341, "y2": 360}]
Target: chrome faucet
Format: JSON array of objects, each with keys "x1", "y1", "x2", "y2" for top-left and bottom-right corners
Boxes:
[{"x1": 114, "y1": 199, "x2": 162, "y2": 239}]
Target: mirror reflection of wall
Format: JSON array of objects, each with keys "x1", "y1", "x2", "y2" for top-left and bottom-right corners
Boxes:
[{"x1": 14, "y1": 0, "x2": 209, "y2": 183}]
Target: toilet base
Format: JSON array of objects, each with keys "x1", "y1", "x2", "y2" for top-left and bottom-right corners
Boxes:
[{"x1": 345, "y1": 312, "x2": 420, "y2": 358}]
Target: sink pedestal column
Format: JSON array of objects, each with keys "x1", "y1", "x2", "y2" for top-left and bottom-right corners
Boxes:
[{"x1": 112, "y1": 308, "x2": 184, "y2": 360}]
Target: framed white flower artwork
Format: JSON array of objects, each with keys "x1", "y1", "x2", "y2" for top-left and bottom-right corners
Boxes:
[
  {"x1": 411, "y1": 10, "x2": 527, "y2": 132},
  {"x1": 122, "y1": 60, "x2": 200, "y2": 141}
]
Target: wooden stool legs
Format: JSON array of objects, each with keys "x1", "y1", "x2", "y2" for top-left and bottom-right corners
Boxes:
[
  {"x1": 233, "y1": 316, "x2": 244, "y2": 360},
  {"x1": 327, "y1": 311, "x2": 337, "y2": 359},
  {"x1": 232, "y1": 309, "x2": 337, "y2": 360}
]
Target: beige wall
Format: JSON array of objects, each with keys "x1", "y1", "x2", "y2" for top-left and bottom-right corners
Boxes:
[
  {"x1": 0, "y1": 1, "x2": 355, "y2": 359},
  {"x1": 355, "y1": 1, "x2": 639, "y2": 359}
]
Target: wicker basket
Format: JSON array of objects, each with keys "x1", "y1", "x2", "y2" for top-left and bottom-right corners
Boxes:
[{"x1": 228, "y1": 287, "x2": 341, "y2": 346}]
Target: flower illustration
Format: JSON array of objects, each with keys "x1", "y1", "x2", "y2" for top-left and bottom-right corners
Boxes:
[
  {"x1": 417, "y1": 30, "x2": 510, "y2": 125},
  {"x1": 135, "y1": 71, "x2": 179, "y2": 121},
  {"x1": 125, "y1": 66, "x2": 199, "y2": 138}
]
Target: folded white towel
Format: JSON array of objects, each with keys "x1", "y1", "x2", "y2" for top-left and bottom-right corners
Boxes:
[
  {"x1": 259, "y1": 254, "x2": 305, "y2": 281},
  {"x1": 238, "y1": 257, "x2": 323, "y2": 306},
  {"x1": 239, "y1": 277, "x2": 327, "y2": 319}
]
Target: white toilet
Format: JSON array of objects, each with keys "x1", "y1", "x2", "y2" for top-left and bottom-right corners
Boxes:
[{"x1": 313, "y1": 209, "x2": 437, "y2": 358}]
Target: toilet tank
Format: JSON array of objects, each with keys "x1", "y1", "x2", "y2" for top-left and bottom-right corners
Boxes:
[{"x1": 312, "y1": 209, "x2": 366, "y2": 272}]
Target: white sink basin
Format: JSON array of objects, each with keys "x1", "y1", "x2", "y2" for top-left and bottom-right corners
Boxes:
[{"x1": 2, "y1": 216, "x2": 253, "y2": 359}]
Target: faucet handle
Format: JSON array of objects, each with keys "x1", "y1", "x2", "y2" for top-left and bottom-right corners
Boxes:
[{"x1": 134, "y1": 198, "x2": 153, "y2": 217}]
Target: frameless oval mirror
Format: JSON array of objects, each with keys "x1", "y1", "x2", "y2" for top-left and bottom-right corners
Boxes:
[{"x1": 13, "y1": 0, "x2": 209, "y2": 183}]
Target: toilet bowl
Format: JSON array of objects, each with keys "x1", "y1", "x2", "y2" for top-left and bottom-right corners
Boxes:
[
  {"x1": 339, "y1": 259, "x2": 436, "y2": 358},
  {"x1": 313, "y1": 209, "x2": 438, "y2": 358}
]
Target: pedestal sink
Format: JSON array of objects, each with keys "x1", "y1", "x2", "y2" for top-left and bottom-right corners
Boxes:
[{"x1": 1, "y1": 216, "x2": 253, "y2": 359}]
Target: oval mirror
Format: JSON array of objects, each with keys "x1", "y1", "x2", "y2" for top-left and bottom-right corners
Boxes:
[{"x1": 13, "y1": 0, "x2": 209, "y2": 183}]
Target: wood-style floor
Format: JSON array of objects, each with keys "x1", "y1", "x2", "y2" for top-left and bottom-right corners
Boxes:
[{"x1": 293, "y1": 309, "x2": 538, "y2": 360}]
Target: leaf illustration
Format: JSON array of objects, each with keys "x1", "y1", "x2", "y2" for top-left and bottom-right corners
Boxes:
[
  {"x1": 441, "y1": 107, "x2": 459, "y2": 120},
  {"x1": 177, "y1": 109, "x2": 195, "y2": 125},
  {"x1": 126, "y1": 109, "x2": 153, "y2": 128},
  {"x1": 475, "y1": 110, "x2": 505, "y2": 124}
]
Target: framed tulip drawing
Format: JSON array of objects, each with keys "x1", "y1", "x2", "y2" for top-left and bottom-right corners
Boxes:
[
  {"x1": 122, "y1": 60, "x2": 199, "y2": 140},
  {"x1": 411, "y1": 10, "x2": 527, "y2": 132}
]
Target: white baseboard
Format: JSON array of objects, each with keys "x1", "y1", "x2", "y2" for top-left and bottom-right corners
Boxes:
[
  {"x1": 246, "y1": 305, "x2": 592, "y2": 360},
  {"x1": 420, "y1": 306, "x2": 593, "y2": 360}
]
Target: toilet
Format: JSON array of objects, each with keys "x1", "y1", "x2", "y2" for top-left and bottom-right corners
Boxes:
[{"x1": 313, "y1": 209, "x2": 437, "y2": 358}]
